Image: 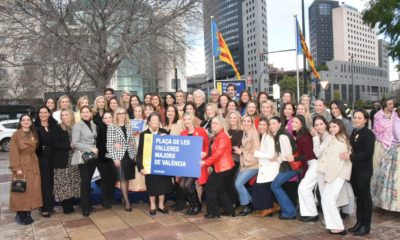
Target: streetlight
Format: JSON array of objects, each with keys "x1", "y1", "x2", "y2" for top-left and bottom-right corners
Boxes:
[{"x1": 350, "y1": 54, "x2": 355, "y2": 110}]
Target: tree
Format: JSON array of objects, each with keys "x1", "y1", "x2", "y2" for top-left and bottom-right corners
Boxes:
[
  {"x1": 279, "y1": 75, "x2": 310, "y2": 101},
  {"x1": 362, "y1": 0, "x2": 400, "y2": 69},
  {"x1": 0, "y1": 0, "x2": 200, "y2": 90}
]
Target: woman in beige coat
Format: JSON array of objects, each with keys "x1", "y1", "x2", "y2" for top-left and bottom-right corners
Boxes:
[
  {"x1": 9, "y1": 114, "x2": 42, "y2": 225},
  {"x1": 233, "y1": 114, "x2": 260, "y2": 216},
  {"x1": 318, "y1": 119, "x2": 352, "y2": 235}
]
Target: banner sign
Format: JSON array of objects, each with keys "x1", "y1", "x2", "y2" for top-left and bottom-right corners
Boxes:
[
  {"x1": 143, "y1": 134, "x2": 202, "y2": 178},
  {"x1": 131, "y1": 119, "x2": 145, "y2": 132},
  {"x1": 216, "y1": 80, "x2": 246, "y2": 99}
]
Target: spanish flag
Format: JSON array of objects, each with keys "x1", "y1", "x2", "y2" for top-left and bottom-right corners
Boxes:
[
  {"x1": 212, "y1": 19, "x2": 241, "y2": 80},
  {"x1": 296, "y1": 18, "x2": 320, "y2": 80}
]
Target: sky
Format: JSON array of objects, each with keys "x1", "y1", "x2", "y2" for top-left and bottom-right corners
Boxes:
[{"x1": 185, "y1": 0, "x2": 399, "y2": 80}]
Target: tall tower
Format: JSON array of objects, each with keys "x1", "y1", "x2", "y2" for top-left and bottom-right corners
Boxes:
[
  {"x1": 203, "y1": 0, "x2": 244, "y2": 82},
  {"x1": 308, "y1": 0, "x2": 339, "y2": 66}
]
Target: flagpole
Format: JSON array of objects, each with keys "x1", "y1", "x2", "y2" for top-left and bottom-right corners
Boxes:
[
  {"x1": 294, "y1": 15, "x2": 300, "y2": 103},
  {"x1": 211, "y1": 16, "x2": 216, "y2": 89}
]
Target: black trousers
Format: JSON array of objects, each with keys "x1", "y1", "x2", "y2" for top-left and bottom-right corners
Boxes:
[
  {"x1": 38, "y1": 152, "x2": 54, "y2": 212},
  {"x1": 206, "y1": 168, "x2": 235, "y2": 215},
  {"x1": 226, "y1": 162, "x2": 239, "y2": 205},
  {"x1": 173, "y1": 179, "x2": 187, "y2": 208},
  {"x1": 78, "y1": 161, "x2": 96, "y2": 213},
  {"x1": 96, "y1": 158, "x2": 116, "y2": 204},
  {"x1": 351, "y1": 170, "x2": 373, "y2": 228}
]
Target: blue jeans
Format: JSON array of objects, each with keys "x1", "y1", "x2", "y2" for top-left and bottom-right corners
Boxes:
[
  {"x1": 235, "y1": 169, "x2": 258, "y2": 205},
  {"x1": 271, "y1": 170, "x2": 298, "y2": 218}
]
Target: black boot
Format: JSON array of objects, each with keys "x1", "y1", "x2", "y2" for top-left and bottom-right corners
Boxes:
[
  {"x1": 238, "y1": 203, "x2": 253, "y2": 216},
  {"x1": 189, "y1": 193, "x2": 202, "y2": 215},
  {"x1": 353, "y1": 225, "x2": 370, "y2": 236},
  {"x1": 185, "y1": 193, "x2": 194, "y2": 215},
  {"x1": 348, "y1": 222, "x2": 362, "y2": 232}
]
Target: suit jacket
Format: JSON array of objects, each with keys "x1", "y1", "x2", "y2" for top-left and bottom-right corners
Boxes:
[
  {"x1": 52, "y1": 124, "x2": 71, "y2": 169},
  {"x1": 96, "y1": 123, "x2": 108, "y2": 162},
  {"x1": 350, "y1": 126, "x2": 375, "y2": 175},
  {"x1": 136, "y1": 128, "x2": 169, "y2": 171},
  {"x1": 72, "y1": 121, "x2": 97, "y2": 153},
  {"x1": 106, "y1": 124, "x2": 137, "y2": 161}
]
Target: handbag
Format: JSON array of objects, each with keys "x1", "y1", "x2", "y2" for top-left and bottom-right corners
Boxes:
[
  {"x1": 11, "y1": 175, "x2": 26, "y2": 193},
  {"x1": 71, "y1": 150, "x2": 84, "y2": 165},
  {"x1": 82, "y1": 151, "x2": 97, "y2": 163},
  {"x1": 289, "y1": 161, "x2": 302, "y2": 171}
]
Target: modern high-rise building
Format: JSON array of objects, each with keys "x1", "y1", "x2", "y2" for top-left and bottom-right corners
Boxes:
[
  {"x1": 332, "y1": 5, "x2": 379, "y2": 66},
  {"x1": 312, "y1": 3, "x2": 390, "y2": 103},
  {"x1": 203, "y1": 0, "x2": 244, "y2": 82},
  {"x1": 308, "y1": 0, "x2": 339, "y2": 66},
  {"x1": 203, "y1": 0, "x2": 269, "y2": 92}
]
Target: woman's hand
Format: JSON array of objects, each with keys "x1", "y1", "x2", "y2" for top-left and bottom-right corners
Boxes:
[
  {"x1": 287, "y1": 155, "x2": 294, "y2": 162},
  {"x1": 201, "y1": 152, "x2": 207, "y2": 159},
  {"x1": 200, "y1": 161, "x2": 206, "y2": 166},
  {"x1": 16, "y1": 170, "x2": 23, "y2": 176},
  {"x1": 114, "y1": 143, "x2": 122, "y2": 150},
  {"x1": 91, "y1": 147, "x2": 98, "y2": 155},
  {"x1": 233, "y1": 146, "x2": 242, "y2": 155},
  {"x1": 339, "y1": 152, "x2": 350, "y2": 161},
  {"x1": 310, "y1": 127, "x2": 318, "y2": 137},
  {"x1": 114, "y1": 160, "x2": 121, "y2": 168},
  {"x1": 140, "y1": 169, "x2": 148, "y2": 175}
]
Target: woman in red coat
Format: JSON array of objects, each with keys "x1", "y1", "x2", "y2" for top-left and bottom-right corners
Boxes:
[
  {"x1": 179, "y1": 112, "x2": 209, "y2": 215},
  {"x1": 201, "y1": 115, "x2": 235, "y2": 218}
]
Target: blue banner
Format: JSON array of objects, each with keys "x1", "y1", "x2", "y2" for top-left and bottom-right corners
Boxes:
[
  {"x1": 216, "y1": 80, "x2": 247, "y2": 99},
  {"x1": 143, "y1": 134, "x2": 202, "y2": 178},
  {"x1": 131, "y1": 119, "x2": 145, "y2": 132},
  {"x1": 212, "y1": 19, "x2": 220, "y2": 57}
]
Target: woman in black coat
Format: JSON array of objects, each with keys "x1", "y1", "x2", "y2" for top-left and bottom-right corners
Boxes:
[
  {"x1": 340, "y1": 109, "x2": 375, "y2": 236},
  {"x1": 136, "y1": 112, "x2": 173, "y2": 216},
  {"x1": 52, "y1": 109, "x2": 80, "y2": 214},
  {"x1": 96, "y1": 112, "x2": 116, "y2": 209},
  {"x1": 34, "y1": 106, "x2": 54, "y2": 217}
]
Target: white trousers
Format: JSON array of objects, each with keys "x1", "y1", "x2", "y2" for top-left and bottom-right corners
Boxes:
[
  {"x1": 298, "y1": 160, "x2": 319, "y2": 217},
  {"x1": 321, "y1": 177, "x2": 345, "y2": 230}
]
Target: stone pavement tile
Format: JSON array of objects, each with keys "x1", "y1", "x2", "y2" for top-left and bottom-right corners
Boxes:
[
  {"x1": 67, "y1": 224, "x2": 105, "y2": 240},
  {"x1": 140, "y1": 228, "x2": 178, "y2": 240},
  {"x1": 167, "y1": 222, "x2": 201, "y2": 237},
  {"x1": 0, "y1": 221, "x2": 34, "y2": 240},
  {"x1": 131, "y1": 222, "x2": 166, "y2": 236},
  {"x1": 103, "y1": 228, "x2": 141, "y2": 240},
  {"x1": 114, "y1": 207, "x2": 156, "y2": 227},
  {"x1": 63, "y1": 217, "x2": 94, "y2": 228},
  {"x1": 58, "y1": 210, "x2": 85, "y2": 222},
  {"x1": 371, "y1": 226, "x2": 400, "y2": 240},
  {"x1": 32, "y1": 217, "x2": 68, "y2": 239},
  {"x1": 199, "y1": 221, "x2": 252, "y2": 240},
  {"x1": 270, "y1": 236, "x2": 299, "y2": 240},
  {"x1": 155, "y1": 214, "x2": 188, "y2": 227},
  {"x1": 177, "y1": 231, "x2": 218, "y2": 240},
  {"x1": 89, "y1": 209, "x2": 129, "y2": 233}
]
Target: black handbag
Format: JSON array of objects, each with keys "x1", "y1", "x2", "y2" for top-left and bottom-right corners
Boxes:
[
  {"x1": 11, "y1": 175, "x2": 26, "y2": 193},
  {"x1": 82, "y1": 151, "x2": 97, "y2": 163}
]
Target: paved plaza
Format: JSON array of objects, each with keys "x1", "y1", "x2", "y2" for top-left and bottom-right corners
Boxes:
[{"x1": 1, "y1": 153, "x2": 400, "y2": 240}]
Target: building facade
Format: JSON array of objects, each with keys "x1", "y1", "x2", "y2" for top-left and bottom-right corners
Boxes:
[
  {"x1": 203, "y1": 0, "x2": 269, "y2": 93},
  {"x1": 332, "y1": 5, "x2": 379, "y2": 66},
  {"x1": 308, "y1": 0, "x2": 339, "y2": 66}
]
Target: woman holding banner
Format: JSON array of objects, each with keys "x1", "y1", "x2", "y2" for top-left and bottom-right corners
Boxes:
[
  {"x1": 180, "y1": 112, "x2": 209, "y2": 215},
  {"x1": 201, "y1": 115, "x2": 236, "y2": 218},
  {"x1": 136, "y1": 112, "x2": 173, "y2": 216}
]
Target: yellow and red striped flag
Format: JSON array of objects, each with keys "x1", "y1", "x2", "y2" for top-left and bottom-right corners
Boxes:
[
  {"x1": 212, "y1": 20, "x2": 241, "y2": 80},
  {"x1": 296, "y1": 18, "x2": 320, "y2": 80}
]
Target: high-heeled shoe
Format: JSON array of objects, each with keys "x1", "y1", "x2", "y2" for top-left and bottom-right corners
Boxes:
[
  {"x1": 158, "y1": 208, "x2": 169, "y2": 214},
  {"x1": 122, "y1": 199, "x2": 131, "y2": 211},
  {"x1": 149, "y1": 209, "x2": 157, "y2": 216}
]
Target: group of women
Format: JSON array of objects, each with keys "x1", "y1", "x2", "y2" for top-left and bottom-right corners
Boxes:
[{"x1": 8, "y1": 88, "x2": 400, "y2": 237}]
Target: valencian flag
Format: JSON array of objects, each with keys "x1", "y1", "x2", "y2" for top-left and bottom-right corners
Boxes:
[
  {"x1": 212, "y1": 19, "x2": 241, "y2": 80},
  {"x1": 296, "y1": 18, "x2": 320, "y2": 80}
]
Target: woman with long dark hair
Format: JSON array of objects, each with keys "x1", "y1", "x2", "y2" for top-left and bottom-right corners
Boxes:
[
  {"x1": 127, "y1": 94, "x2": 142, "y2": 119},
  {"x1": 34, "y1": 106, "x2": 55, "y2": 217},
  {"x1": 9, "y1": 114, "x2": 41, "y2": 225},
  {"x1": 238, "y1": 90, "x2": 251, "y2": 116},
  {"x1": 330, "y1": 100, "x2": 353, "y2": 136},
  {"x1": 137, "y1": 112, "x2": 173, "y2": 215},
  {"x1": 340, "y1": 109, "x2": 375, "y2": 235}
]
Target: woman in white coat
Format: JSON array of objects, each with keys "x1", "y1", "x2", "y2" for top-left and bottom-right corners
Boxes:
[
  {"x1": 318, "y1": 119, "x2": 352, "y2": 235},
  {"x1": 298, "y1": 115, "x2": 329, "y2": 222},
  {"x1": 251, "y1": 117, "x2": 281, "y2": 217}
]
